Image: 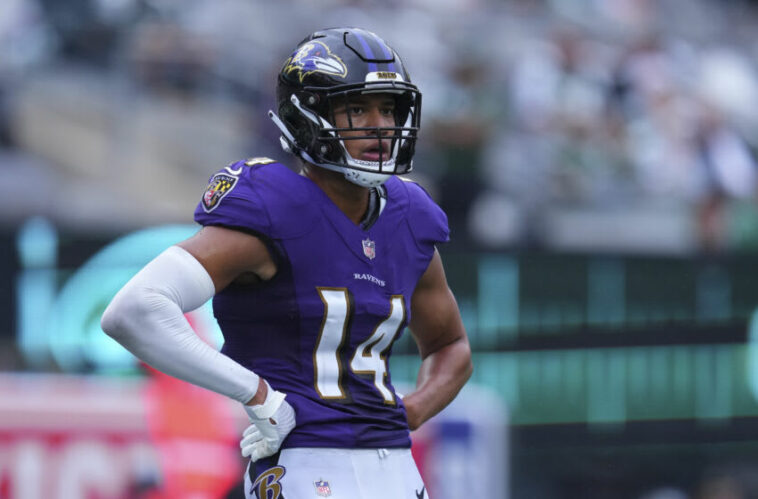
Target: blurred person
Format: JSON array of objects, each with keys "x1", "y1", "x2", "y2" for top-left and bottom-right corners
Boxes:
[
  {"x1": 101, "y1": 26, "x2": 472, "y2": 499},
  {"x1": 610, "y1": 34, "x2": 706, "y2": 207},
  {"x1": 638, "y1": 487, "x2": 690, "y2": 499},
  {"x1": 423, "y1": 49, "x2": 498, "y2": 246},
  {"x1": 624, "y1": 85, "x2": 702, "y2": 202},
  {"x1": 693, "y1": 100, "x2": 758, "y2": 252},
  {"x1": 695, "y1": 463, "x2": 758, "y2": 499}
]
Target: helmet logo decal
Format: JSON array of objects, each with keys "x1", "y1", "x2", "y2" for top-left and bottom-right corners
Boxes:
[{"x1": 284, "y1": 41, "x2": 348, "y2": 82}]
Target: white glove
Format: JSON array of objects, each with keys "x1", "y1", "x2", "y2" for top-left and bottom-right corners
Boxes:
[{"x1": 240, "y1": 381, "x2": 296, "y2": 462}]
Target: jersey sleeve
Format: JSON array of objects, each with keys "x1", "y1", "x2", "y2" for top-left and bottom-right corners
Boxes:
[
  {"x1": 403, "y1": 180, "x2": 450, "y2": 253},
  {"x1": 193, "y1": 160, "x2": 273, "y2": 237}
]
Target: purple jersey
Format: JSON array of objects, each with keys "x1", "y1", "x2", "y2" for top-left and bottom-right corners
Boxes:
[{"x1": 194, "y1": 158, "x2": 449, "y2": 449}]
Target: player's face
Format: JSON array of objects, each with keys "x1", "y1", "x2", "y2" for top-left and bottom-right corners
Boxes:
[{"x1": 331, "y1": 93, "x2": 395, "y2": 163}]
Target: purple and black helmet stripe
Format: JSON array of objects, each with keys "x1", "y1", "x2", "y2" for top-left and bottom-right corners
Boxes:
[{"x1": 350, "y1": 28, "x2": 397, "y2": 73}]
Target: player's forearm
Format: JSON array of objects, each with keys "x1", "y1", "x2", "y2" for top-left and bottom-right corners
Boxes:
[
  {"x1": 402, "y1": 337, "x2": 472, "y2": 431},
  {"x1": 101, "y1": 246, "x2": 260, "y2": 403}
]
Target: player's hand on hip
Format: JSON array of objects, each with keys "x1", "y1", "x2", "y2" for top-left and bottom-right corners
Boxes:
[{"x1": 240, "y1": 381, "x2": 296, "y2": 461}]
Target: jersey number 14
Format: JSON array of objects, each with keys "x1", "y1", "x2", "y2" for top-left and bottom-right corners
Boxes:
[{"x1": 314, "y1": 288, "x2": 406, "y2": 404}]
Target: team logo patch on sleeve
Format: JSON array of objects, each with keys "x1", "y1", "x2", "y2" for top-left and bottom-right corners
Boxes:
[{"x1": 202, "y1": 172, "x2": 238, "y2": 212}]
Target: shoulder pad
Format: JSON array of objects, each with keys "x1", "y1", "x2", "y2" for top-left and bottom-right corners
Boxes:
[
  {"x1": 194, "y1": 160, "x2": 271, "y2": 235},
  {"x1": 399, "y1": 179, "x2": 450, "y2": 249},
  {"x1": 221, "y1": 160, "x2": 318, "y2": 239},
  {"x1": 244, "y1": 157, "x2": 277, "y2": 166},
  {"x1": 195, "y1": 158, "x2": 315, "y2": 239}
]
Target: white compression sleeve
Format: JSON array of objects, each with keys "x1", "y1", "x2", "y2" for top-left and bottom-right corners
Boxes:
[{"x1": 101, "y1": 245, "x2": 259, "y2": 403}]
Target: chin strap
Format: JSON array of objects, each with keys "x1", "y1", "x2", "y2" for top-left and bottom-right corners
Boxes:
[
  {"x1": 268, "y1": 96, "x2": 394, "y2": 188},
  {"x1": 343, "y1": 169, "x2": 391, "y2": 188},
  {"x1": 268, "y1": 110, "x2": 298, "y2": 154}
]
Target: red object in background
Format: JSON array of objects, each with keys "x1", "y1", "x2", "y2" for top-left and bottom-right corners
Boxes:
[
  {"x1": 410, "y1": 434, "x2": 430, "y2": 483},
  {"x1": 139, "y1": 313, "x2": 244, "y2": 499},
  {"x1": 0, "y1": 312, "x2": 248, "y2": 499},
  {"x1": 0, "y1": 372, "x2": 248, "y2": 499},
  {"x1": 142, "y1": 367, "x2": 242, "y2": 499}
]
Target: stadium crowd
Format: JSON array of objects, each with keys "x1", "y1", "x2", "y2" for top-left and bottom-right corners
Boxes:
[{"x1": 3, "y1": 0, "x2": 758, "y2": 253}]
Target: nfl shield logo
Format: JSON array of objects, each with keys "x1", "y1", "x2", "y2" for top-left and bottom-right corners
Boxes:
[
  {"x1": 362, "y1": 238, "x2": 376, "y2": 260},
  {"x1": 314, "y1": 479, "x2": 332, "y2": 497}
]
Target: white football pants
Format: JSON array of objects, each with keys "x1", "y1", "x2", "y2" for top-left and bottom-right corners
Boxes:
[{"x1": 244, "y1": 447, "x2": 428, "y2": 499}]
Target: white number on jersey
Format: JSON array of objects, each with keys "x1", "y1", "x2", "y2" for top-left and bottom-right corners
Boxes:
[{"x1": 314, "y1": 288, "x2": 406, "y2": 404}]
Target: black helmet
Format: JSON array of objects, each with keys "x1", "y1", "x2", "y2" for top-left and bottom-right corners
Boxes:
[{"x1": 269, "y1": 27, "x2": 422, "y2": 187}]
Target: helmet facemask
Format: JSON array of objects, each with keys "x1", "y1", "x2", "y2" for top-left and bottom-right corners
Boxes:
[{"x1": 271, "y1": 80, "x2": 421, "y2": 188}]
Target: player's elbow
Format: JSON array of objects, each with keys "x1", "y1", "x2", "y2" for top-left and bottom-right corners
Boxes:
[
  {"x1": 101, "y1": 297, "x2": 129, "y2": 341},
  {"x1": 101, "y1": 289, "x2": 149, "y2": 342},
  {"x1": 439, "y1": 334, "x2": 474, "y2": 386},
  {"x1": 460, "y1": 340, "x2": 473, "y2": 382},
  {"x1": 463, "y1": 357, "x2": 473, "y2": 384}
]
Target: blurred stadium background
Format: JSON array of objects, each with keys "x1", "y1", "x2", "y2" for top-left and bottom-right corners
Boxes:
[{"x1": 4, "y1": 0, "x2": 758, "y2": 497}]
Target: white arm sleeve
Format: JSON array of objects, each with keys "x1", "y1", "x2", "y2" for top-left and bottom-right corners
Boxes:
[{"x1": 101, "y1": 245, "x2": 259, "y2": 403}]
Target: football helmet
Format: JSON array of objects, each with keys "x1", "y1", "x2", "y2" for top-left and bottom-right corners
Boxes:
[{"x1": 269, "y1": 27, "x2": 422, "y2": 188}]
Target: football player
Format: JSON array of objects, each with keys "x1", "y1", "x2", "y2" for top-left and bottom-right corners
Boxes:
[{"x1": 102, "y1": 27, "x2": 472, "y2": 499}]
